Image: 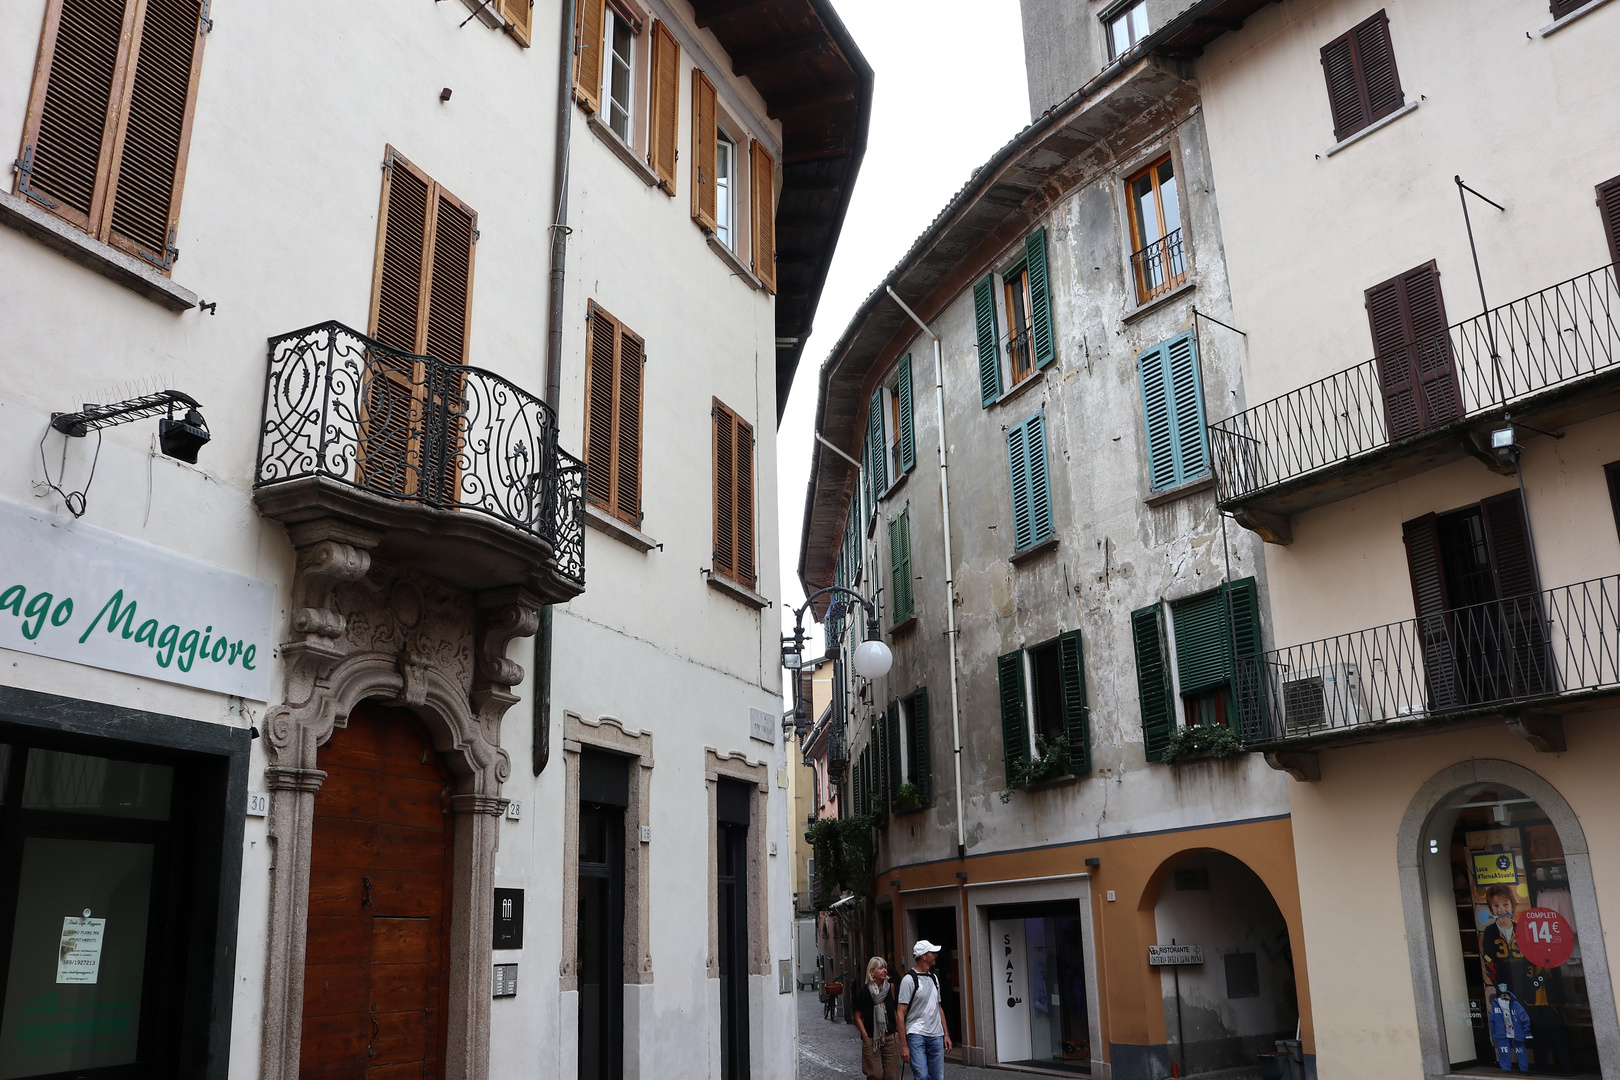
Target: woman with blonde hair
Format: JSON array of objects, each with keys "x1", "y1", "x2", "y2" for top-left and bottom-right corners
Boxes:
[{"x1": 852, "y1": 955, "x2": 902, "y2": 1080}]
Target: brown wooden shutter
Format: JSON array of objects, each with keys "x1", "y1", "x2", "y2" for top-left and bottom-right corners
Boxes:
[
  {"x1": 1480, "y1": 491, "x2": 1553, "y2": 698},
  {"x1": 691, "y1": 69, "x2": 718, "y2": 231},
  {"x1": 372, "y1": 152, "x2": 431, "y2": 353},
  {"x1": 648, "y1": 22, "x2": 679, "y2": 193},
  {"x1": 574, "y1": 0, "x2": 605, "y2": 113},
  {"x1": 581, "y1": 302, "x2": 643, "y2": 527},
  {"x1": 501, "y1": 0, "x2": 532, "y2": 46},
  {"x1": 615, "y1": 326, "x2": 644, "y2": 524},
  {"x1": 425, "y1": 190, "x2": 476, "y2": 365},
  {"x1": 1607, "y1": 461, "x2": 1620, "y2": 544},
  {"x1": 712, "y1": 400, "x2": 755, "y2": 586},
  {"x1": 1550, "y1": 0, "x2": 1584, "y2": 17},
  {"x1": 1402, "y1": 514, "x2": 1459, "y2": 712},
  {"x1": 1367, "y1": 261, "x2": 1458, "y2": 441},
  {"x1": 1320, "y1": 10, "x2": 1403, "y2": 142},
  {"x1": 750, "y1": 140, "x2": 776, "y2": 294},
  {"x1": 1597, "y1": 175, "x2": 1620, "y2": 268},
  {"x1": 18, "y1": 0, "x2": 206, "y2": 272},
  {"x1": 1480, "y1": 492, "x2": 1539, "y2": 600}
]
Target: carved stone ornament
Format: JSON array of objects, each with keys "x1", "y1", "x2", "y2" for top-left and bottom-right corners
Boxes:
[{"x1": 258, "y1": 524, "x2": 543, "y2": 1080}]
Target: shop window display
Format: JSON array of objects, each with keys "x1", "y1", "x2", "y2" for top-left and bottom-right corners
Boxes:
[
  {"x1": 987, "y1": 902, "x2": 1090, "y2": 1073},
  {"x1": 1426, "y1": 783, "x2": 1599, "y2": 1076}
]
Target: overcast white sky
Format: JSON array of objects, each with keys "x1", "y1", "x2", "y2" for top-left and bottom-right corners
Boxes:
[{"x1": 775, "y1": 0, "x2": 1030, "y2": 653}]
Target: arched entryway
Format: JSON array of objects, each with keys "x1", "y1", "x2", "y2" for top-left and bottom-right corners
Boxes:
[
  {"x1": 300, "y1": 702, "x2": 454, "y2": 1077},
  {"x1": 1150, "y1": 851, "x2": 1299, "y2": 1076}
]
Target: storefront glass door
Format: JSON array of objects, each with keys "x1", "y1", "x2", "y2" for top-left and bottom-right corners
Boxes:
[{"x1": 989, "y1": 901, "x2": 1090, "y2": 1073}]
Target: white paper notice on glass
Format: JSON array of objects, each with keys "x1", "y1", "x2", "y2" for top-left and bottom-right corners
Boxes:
[{"x1": 56, "y1": 917, "x2": 107, "y2": 984}]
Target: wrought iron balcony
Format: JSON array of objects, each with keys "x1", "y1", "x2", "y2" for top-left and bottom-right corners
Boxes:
[
  {"x1": 254, "y1": 321, "x2": 584, "y2": 600},
  {"x1": 1131, "y1": 227, "x2": 1187, "y2": 305},
  {"x1": 1211, "y1": 265, "x2": 1620, "y2": 534},
  {"x1": 1238, "y1": 576, "x2": 1620, "y2": 749}
]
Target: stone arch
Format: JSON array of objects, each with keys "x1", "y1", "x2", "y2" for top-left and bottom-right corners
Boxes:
[{"x1": 1396, "y1": 759, "x2": 1620, "y2": 1079}]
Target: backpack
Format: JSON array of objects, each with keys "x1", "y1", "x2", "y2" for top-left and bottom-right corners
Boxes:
[{"x1": 900, "y1": 968, "x2": 939, "y2": 1006}]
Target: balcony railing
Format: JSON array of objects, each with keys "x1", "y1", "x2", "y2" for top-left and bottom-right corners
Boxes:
[
  {"x1": 256, "y1": 321, "x2": 584, "y2": 585},
  {"x1": 1212, "y1": 264, "x2": 1620, "y2": 505},
  {"x1": 1238, "y1": 576, "x2": 1620, "y2": 743},
  {"x1": 1131, "y1": 228, "x2": 1187, "y2": 305}
]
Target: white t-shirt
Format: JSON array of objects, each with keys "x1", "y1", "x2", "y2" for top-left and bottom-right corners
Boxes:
[{"x1": 898, "y1": 969, "x2": 944, "y2": 1037}]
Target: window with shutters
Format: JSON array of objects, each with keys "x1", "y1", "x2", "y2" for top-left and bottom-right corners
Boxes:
[
  {"x1": 582, "y1": 302, "x2": 644, "y2": 528},
  {"x1": 1402, "y1": 494, "x2": 1550, "y2": 710},
  {"x1": 885, "y1": 688, "x2": 931, "y2": 809},
  {"x1": 689, "y1": 67, "x2": 776, "y2": 291},
  {"x1": 996, "y1": 631, "x2": 1090, "y2": 781},
  {"x1": 1597, "y1": 175, "x2": 1620, "y2": 269},
  {"x1": 1005, "y1": 411, "x2": 1054, "y2": 552},
  {"x1": 604, "y1": 7, "x2": 636, "y2": 141},
  {"x1": 1319, "y1": 10, "x2": 1405, "y2": 142},
  {"x1": 363, "y1": 149, "x2": 478, "y2": 501},
  {"x1": 15, "y1": 0, "x2": 209, "y2": 274},
  {"x1": 1137, "y1": 332, "x2": 1209, "y2": 493},
  {"x1": 1366, "y1": 261, "x2": 1459, "y2": 442},
  {"x1": 866, "y1": 355, "x2": 917, "y2": 504},
  {"x1": 712, "y1": 399, "x2": 756, "y2": 589},
  {"x1": 1132, "y1": 579, "x2": 1262, "y2": 760},
  {"x1": 1106, "y1": 0, "x2": 1150, "y2": 59},
  {"x1": 496, "y1": 0, "x2": 532, "y2": 46},
  {"x1": 576, "y1": 0, "x2": 683, "y2": 195},
  {"x1": 1126, "y1": 155, "x2": 1186, "y2": 305},
  {"x1": 715, "y1": 130, "x2": 736, "y2": 248},
  {"x1": 887, "y1": 508, "x2": 914, "y2": 627},
  {"x1": 974, "y1": 227, "x2": 1056, "y2": 406}
]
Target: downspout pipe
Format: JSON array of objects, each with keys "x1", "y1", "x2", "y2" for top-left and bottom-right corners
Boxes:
[
  {"x1": 885, "y1": 287, "x2": 965, "y2": 860},
  {"x1": 536, "y1": 0, "x2": 576, "y2": 776}
]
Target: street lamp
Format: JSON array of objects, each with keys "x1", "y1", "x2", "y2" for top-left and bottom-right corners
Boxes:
[{"x1": 781, "y1": 586, "x2": 892, "y2": 740}]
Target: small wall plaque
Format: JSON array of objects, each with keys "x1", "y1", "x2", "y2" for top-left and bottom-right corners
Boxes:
[
  {"x1": 779, "y1": 959, "x2": 792, "y2": 994},
  {"x1": 493, "y1": 888, "x2": 524, "y2": 950},
  {"x1": 750, "y1": 707, "x2": 776, "y2": 745},
  {"x1": 493, "y1": 963, "x2": 518, "y2": 997}
]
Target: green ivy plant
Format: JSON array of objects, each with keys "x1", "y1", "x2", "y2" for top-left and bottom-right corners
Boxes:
[
  {"x1": 894, "y1": 783, "x2": 922, "y2": 811},
  {"x1": 1159, "y1": 723, "x2": 1242, "y2": 764},
  {"x1": 806, "y1": 814, "x2": 876, "y2": 909},
  {"x1": 998, "y1": 736, "x2": 1071, "y2": 803}
]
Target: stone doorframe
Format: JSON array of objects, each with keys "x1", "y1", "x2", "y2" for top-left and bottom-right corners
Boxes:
[
  {"x1": 705, "y1": 747, "x2": 772, "y2": 980},
  {"x1": 258, "y1": 530, "x2": 542, "y2": 1080},
  {"x1": 1397, "y1": 758, "x2": 1620, "y2": 1080}
]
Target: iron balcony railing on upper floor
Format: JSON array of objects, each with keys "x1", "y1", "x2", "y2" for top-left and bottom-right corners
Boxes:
[
  {"x1": 1131, "y1": 227, "x2": 1187, "y2": 305},
  {"x1": 1237, "y1": 575, "x2": 1620, "y2": 744},
  {"x1": 256, "y1": 321, "x2": 585, "y2": 587},
  {"x1": 1211, "y1": 264, "x2": 1620, "y2": 505}
]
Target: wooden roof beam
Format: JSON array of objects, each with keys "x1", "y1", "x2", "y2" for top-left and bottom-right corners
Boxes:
[
  {"x1": 693, "y1": 0, "x2": 772, "y2": 28},
  {"x1": 734, "y1": 35, "x2": 826, "y2": 78},
  {"x1": 766, "y1": 84, "x2": 856, "y2": 119}
]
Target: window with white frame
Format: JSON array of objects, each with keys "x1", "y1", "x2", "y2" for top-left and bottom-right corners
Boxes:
[
  {"x1": 605, "y1": 8, "x2": 635, "y2": 141},
  {"x1": 1107, "y1": 0, "x2": 1150, "y2": 59},
  {"x1": 996, "y1": 632, "x2": 1089, "y2": 786},
  {"x1": 715, "y1": 130, "x2": 736, "y2": 249}
]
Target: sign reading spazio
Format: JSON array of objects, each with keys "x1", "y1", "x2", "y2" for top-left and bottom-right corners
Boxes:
[{"x1": 0, "y1": 497, "x2": 275, "y2": 699}]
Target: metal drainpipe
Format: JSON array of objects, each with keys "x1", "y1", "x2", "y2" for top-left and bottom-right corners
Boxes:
[
  {"x1": 886, "y1": 286, "x2": 972, "y2": 1053},
  {"x1": 535, "y1": 0, "x2": 576, "y2": 776}
]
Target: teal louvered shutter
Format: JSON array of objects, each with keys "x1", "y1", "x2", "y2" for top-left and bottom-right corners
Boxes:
[
  {"x1": 868, "y1": 390, "x2": 887, "y2": 496},
  {"x1": 1171, "y1": 588, "x2": 1231, "y2": 697},
  {"x1": 1057, "y1": 630, "x2": 1090, "y2": 773},
  {"x1": 909, "y1": 687, "x2": 931, "y2": 802},
  {"x1": 897, "y1": 353, "x2": 916, "y2": 473},
  {"x1": 1167, "y1": 333, "x2": 1210, "y2": 481},
  {"x1": 885, "y1": 701, "x2": 902, "y2": 811},
  {"x1": 998, "y1": 650, "x2": 1028, "y2": 778},
  {"x1": 1026, "y1": 227, "x2": 1054, "y2": 370},
  {"x1": 975, "y1": 274, "x2": 1001, "y2": 406},
  {"x1": 1007, "y1": 421, "x2": 1031, "y2": 549},
  {"x1": 1026, "y1": 413, "x2": 1053, "y2": 544},
  {"x1": 1225, "y1": 576, "x2": 1265, "y2": 738},
  {"x1": 862, "y1": 437, "x2": 874, "y2": 525},
  {"x1": 1139, "y1": 342, "x2": 1177, "y2": 491},
  {"x1": 1132, "y1": 603, "x2": 1174, "y2": 761}
]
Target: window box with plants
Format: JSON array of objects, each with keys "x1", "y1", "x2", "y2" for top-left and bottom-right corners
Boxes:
[
  {"x1": 999, "y1": 736, "x2": 1074, "y2": 802},
  {"x1": 1159, "y1": 723, "x2": 1242, "y2": 764}
]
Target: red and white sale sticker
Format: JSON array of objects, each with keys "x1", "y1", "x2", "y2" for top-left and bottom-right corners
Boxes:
[{"x1": 1518, "y1": 908, "x2": 1575, "y2": 969}]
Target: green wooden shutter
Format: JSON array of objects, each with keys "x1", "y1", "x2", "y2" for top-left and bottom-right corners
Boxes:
[
  {"x1": 1026, "y1": 227, "x2": 1055, "y2": 370},
  {"x1": 862, "y1": 436, "x2": 874, "y2": 525},
  {"x1": 897, "y1": 353, "x2": 916, "y2": 474},
  {"x1": 909, "y1": 687, "x2": 931, "y2": 802},
  {"x1": 1026, "y1": 413, "x2": 1053, "y2": 544},
  {"x1": 1132, "y1": 603, "x2": 1174, "y2": 761},
  {"x1": 1007, "y1": 420, "x2": 1031, "y2": 549},
  {"x1": 899, "y1": 509, "x2": 913, "y2": 620},
  {"x1": 1225, "y1": 577, "x2": 1265, "y2": 738},
  {"x1": 888, "y1": 510, "x2": 914, "y2": 623},
  {"x1": 1057, "y1": 630, "x2": 1090, "y2": 774},
  {"x1": 868, "y1": 390, "x2": 887, "y2": 496},
  {"x1": 998, "y1": 650, "x2": 1028, "y2": 778},
  {"x1": 974, "y1": 274, "x2": 1001, "y2": 406},
  {"x1": 853, "y1": 748, "x2": 866, "y2": 817},
  {"x1": 885, "y1": 701, "x2": 902, "y2": 812},
  {"x1": 1139, "y1": 342, "x2": 1176, "y2": 491},
  {"x1": 1171, "y1": 587, "x2": 1231, "y2": 697},
  {"x1": 1166, "y1": 332, "x2": 1210, "y2": 482}
]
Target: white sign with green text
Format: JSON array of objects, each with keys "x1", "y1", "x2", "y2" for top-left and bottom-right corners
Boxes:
[{"x1": 0, "y1": 497, "x2": 275, "y2": 699}]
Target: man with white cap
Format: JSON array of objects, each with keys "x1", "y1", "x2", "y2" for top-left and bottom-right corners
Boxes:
[{"x1": 896, "y1": 939, "x2": 952, "y2": 1080}]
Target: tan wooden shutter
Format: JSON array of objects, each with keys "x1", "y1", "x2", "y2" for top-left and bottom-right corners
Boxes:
[
  {"x1": 691, "y1": 69, "x2": 718, "y2": 230},
  {"x1": 501, "y1": 0, "x2": 532, "y2": 46},
  {"x1": 648, "y1": 22, "x2": 679, "y2": 193},
  {"x1": 425, "y1": 189, "x2": 476, "y2": 365},
  {"x1": 615, "y1": 326, "x2": 644, "y2": 524},
  {"x1": 1598, "y1": 175, "x2": 1620, "y2": 268},
  {"x1": 17, "y1": 0, "x2": 207, "y2": 273},
  {"x1": 711, "y1": 400, "x2": 755, "y2": 586},
  {"x1": 581, "y1": 302, "x2": 643, "y2": 526},
  {"x1": 575, "y1": 0, "x2": 606, "y2": 113},
  {"x1": 750, "y1": 140, "x2": 776, "y2": 293}
]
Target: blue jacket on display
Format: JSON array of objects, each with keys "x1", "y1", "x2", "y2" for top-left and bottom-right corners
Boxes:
[{"x1": 1489, "y1": 992, "x2": 1533, "y2": 1044}]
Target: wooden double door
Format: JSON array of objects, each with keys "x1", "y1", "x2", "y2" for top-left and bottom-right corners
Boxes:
[{"x1": 301, "y1": 704, "x2": 453, "y2": 1080}]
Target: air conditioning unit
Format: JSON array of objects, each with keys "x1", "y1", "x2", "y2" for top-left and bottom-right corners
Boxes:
[{"x1": 1281, "y1": 663, "x2": 1368, "y2": 733}]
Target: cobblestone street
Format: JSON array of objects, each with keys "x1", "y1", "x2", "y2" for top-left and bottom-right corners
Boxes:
[{"x1": 796, "y1": 989, "x2": 1010, "y2": 1080}]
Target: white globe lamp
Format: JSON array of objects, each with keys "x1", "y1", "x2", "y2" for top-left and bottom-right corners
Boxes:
[{"x1": 853, "y1": 636, "x2": 893, "y2": 679}]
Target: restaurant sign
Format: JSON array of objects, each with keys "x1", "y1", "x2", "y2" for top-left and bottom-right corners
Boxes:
[{"x1": 0, "y1": 497, "x2": 275, "y2": 699}]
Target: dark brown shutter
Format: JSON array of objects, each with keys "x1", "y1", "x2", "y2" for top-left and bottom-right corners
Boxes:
[
  {"x1": 1598, "y1": 175, "x2": 1620, "y2": 268},
  {"x1": 1480, "y1": 492, "x2": 1539, "y2": 600},
  {"x1": 1606, "y1": 461, "x2": 1620, "y2": 544},
  {"x1": 1320, "y1": 10, "x2": 1403, "y2": 141},
  {"x1": 648, "y1": 22, "x2": 679, "y2": 193},
  {"x1": 713, "y1": 403, "x2": 735, "y2": 579},
  {"x1": 1402, "y1": 514, "x2": 1459, "y2": 712},
  {"x1": 1367, "y1": 261, "x2": 1458, "y2": 440},
  {"x1": 1550, "y1": 0, "x2": 1584, "y2": 17},
  {"x1": 1319, "y1": 34, "x2": 1366, "y2": 141},
  {"x1": 615, "y1": 328, "x2": 643, "y2": 524},
  {"x1": 690, "y1": 69, "x2": 717, "y2": 231},
  {"x1": 574, "y1": 0, "x2": 605, "y2": 113},
  {"x1": 1481, "y1": 491, "x2": 1553, "y2": 699},
  {"x1": 18, "y1": 0, "x2": 206, "y2": 272},
  {"x1": 735, "y1": 413, "x2": 755, "y2": 586},
  {"x1": 750, "y1": 140, "x2": 776, "y2": 293}
]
